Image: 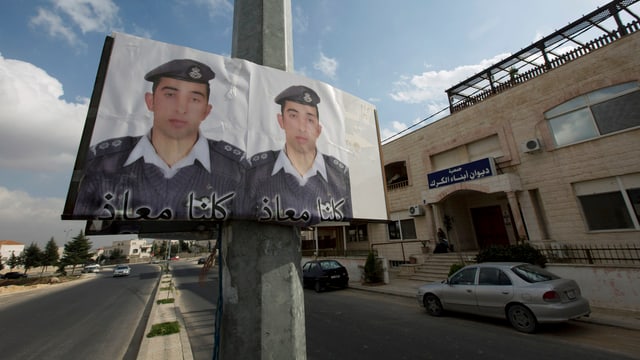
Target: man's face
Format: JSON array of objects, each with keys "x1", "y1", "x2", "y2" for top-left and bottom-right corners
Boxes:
[
  {"x1": 145, "y1": 77, "x2": 212, "y2": 142},
  {"x1": 277, "y1": 100, "x2": 322, "y2": 155}
]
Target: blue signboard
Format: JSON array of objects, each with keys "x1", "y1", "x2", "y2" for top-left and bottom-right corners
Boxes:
[{"x1": 427, "y1": 157, "x2": 496, "y2": 189}]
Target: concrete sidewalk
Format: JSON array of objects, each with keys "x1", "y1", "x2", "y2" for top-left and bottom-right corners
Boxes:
[
  {"x1": 348, "y1": 274, "x2": 640, "y2": 332},
  {"x1": 137, "y1": 271, "x2": 193, "y2": 360}
]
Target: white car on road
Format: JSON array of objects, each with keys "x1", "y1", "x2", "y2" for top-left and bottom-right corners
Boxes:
[{"x1": 113, "y1": 264, "x2": 131, "y2": 277}]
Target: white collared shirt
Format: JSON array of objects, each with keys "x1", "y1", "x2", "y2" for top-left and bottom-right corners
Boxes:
[
  {"x1": 272, "y1": 147, "x2": 327, "y2": 186},
  {"x1": 124, "y1": 131, "x2": 211, "y2": 179}
]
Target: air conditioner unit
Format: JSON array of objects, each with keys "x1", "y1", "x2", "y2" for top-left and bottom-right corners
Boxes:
[
  {"x1": 408, "y1": 205, "x2": 424, "y2": 216},
  {"x1": 522, "y1": 138, "x2": 541, "y2": 153}
]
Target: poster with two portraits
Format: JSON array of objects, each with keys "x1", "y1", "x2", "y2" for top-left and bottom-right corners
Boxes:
[{"x1": 62, "y1": 32, "x2": 388, "y2": 235}]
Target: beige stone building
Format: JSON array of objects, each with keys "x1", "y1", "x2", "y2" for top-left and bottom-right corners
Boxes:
[{"x1": 367, "y1": 1, "x2": 640, "y2": 265}]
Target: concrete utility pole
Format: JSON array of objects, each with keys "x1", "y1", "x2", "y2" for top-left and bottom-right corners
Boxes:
[
  {"x1": 221, "y1": 1, "x2": 305, "y2": 359},
  {"x1": 232, "y1": 0, "x2": 293, "y2": 71}
]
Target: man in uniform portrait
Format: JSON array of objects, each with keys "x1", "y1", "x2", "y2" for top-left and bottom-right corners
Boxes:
[
  {"x1": 245, "y1": 85, "x2": 352, "y2": 225},
  {"x1": 74, "y1": 59, "x2": 245, "y2": 221}
]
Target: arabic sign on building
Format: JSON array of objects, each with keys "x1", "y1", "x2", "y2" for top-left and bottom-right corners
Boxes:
[
  {"x1": 61, "y1": 32, "x2": 388, "y2": 233},
  {"x1": 427, "y1": 157, "x2": 496, "y2": 189}
]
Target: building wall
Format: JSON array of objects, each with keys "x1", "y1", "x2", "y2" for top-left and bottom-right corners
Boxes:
[
  {"x1": 374, "y1": 31, "x2": 640, "y2": 263},
  {"x1": 0, "y1": 241, "x2": 25, "y2": 264},
  {"x1": 547, "y1": 265, "x2": 640, "y2": 312}
]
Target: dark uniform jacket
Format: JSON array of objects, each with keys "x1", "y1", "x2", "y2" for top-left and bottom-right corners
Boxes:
[
  {"x1": 74, "y1": 136, "x2": 245, "y2": 220},
  {"x1": 244, "y1": 149, "x2": 352, "y2": 225}
]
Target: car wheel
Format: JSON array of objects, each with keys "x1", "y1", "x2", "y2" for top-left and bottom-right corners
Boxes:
[
  {"x1": 423, "y1": 294, "x2": 444, "y2": 316},
  {"x1": 314, "y1": 280, "x2": 323, "y2": 293},
  {"x1": 507, "y1": 304, "x2": 538, "y2": 333}
]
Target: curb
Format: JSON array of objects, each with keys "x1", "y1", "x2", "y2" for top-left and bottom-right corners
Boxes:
[{"x1": 137, "y1": 270, "x2": 193, "y2": 360}]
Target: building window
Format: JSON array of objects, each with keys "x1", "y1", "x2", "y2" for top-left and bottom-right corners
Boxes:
[
  {"x1": 388, "y1": 219, "x2": 417, "y2": 240},
  {"x1": 385, "y1": 161, "x2": 408, "y2": 190},
  {"x1": 347, "y1": 225, "x2": 368, "y2": 242},
  {"x1": 546, "y1": 82, "x2": 640, "y2": 147},
  {"x1": 574, "y1": 174, "x2": 640, "y2": 231},
  {"x1": 431, "y1": 134, "x2": 502, "y2": 171}
]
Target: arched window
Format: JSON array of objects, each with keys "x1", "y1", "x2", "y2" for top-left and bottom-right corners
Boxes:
[{"x1": 546, "y1": 82, "x2": 640, "y2": 147}]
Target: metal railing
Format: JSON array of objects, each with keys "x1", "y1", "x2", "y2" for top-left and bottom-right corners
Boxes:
[
  {"x1": 534, "y1": 243, "x2": 640, "y2": 266},
  {"x1": 451, "y1": 20, "x2": 640, "y2": 113}
]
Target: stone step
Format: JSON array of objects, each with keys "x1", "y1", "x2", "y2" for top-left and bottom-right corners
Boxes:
[{"x1": 407, "y1": 252, "x2": 476, "y2": 283}]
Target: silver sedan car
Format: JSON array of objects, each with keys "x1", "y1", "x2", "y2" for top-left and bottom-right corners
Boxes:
[{"x1": 416, "y1": 262, "x2": 591, "y2": 333}]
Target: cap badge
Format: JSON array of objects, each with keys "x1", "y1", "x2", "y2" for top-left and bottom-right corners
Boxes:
[
  {"x1": 303, "y1": 92, "x2": 313, "y2": 103},
  {"x1": 188, "y1": 66, "x2": 203, "y2": 80}
]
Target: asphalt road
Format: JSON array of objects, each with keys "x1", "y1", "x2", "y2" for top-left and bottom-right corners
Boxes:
[
  {"x1": 173, "y1": 261, "x2": 640, "y2": 360},
  {"x1": 0, "y1": 264, "x2": 159, "y2": 360}
]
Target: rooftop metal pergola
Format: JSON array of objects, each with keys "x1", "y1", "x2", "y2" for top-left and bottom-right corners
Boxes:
[{"x1": 446, "y1": 0, "x2": 640, "y2": 113}]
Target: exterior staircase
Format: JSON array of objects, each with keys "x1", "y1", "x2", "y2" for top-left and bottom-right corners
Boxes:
[{"x1": 398, "y1": 252, "x2": 477, "y2": 283}]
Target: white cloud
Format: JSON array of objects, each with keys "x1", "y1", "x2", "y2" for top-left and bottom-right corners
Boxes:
[
  {"x1": 54, "y1": 0, "x2": 120, "y2": 33},
  {"x1": 313, "y1": 52, "x2": 338, "y2": 79},
  {"x1": 0, "y1": 54, "x2": 87, "y2": 171},
  {"x1": 0, "y1": 186, "x2": 85, "y2": 247},
  {"x1": 194, "y1": 0, "x2": 234, "y2": 18},
  {"x1": 293, "y1": 4, "x2": 309, "y2": 33},
  {"x1": 380, "y1": 120, "x2": 409, "y2": 142},
  {"x1": 390, "y1": 53, "x2": 511, "y2": 104},
  {"x1": 30, "y1": 0, "x2": 121, "y2": 47},
  {"x1": 30, "y1": 8, "x2": 79, "y2": 46}
]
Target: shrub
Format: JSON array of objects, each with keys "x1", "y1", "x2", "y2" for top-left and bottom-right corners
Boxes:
[
  {"x1": 156, "y1": 298, "x2": 175, "y2": 304},
  {"x1": 363, "y1": 251, "x2": 383, "y2": 284},
  {"x1": 475, "y1": 244, "x2": 547, "y2": 267},
  {"x1": 448, "y1": 263, "x2": 465, "y2": 276}
]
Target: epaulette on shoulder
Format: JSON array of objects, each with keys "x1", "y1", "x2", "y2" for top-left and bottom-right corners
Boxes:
[
  {"x1": 248, "y1": 150, "x2": 278, "y2": 168},
  {"x1": 324, "y1": 154, "x2": 349, "y2": 174},
  {"x1": 211, "y1": 139, "x2": 245, "y2": 162},
  {"x1": 87, "y1": 136, "x2": 139, "y2": 160}
]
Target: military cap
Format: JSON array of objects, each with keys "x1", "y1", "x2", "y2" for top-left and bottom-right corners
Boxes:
[
  {"x1": 274, "y1": 85, "x2": 321, "y2": 106},
  {"x1": 144, "y1": 59, "x2": 215, "y2": 84}
]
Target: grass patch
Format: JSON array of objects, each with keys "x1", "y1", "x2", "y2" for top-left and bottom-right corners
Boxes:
[
  {"x1": 159, "y1": 286, "x2": 173, "y2": 291},
  {"x1": 146, "y1": 321, "x2": 180, "y2": 337},
  {"x1": 156, "y1": 298, "x2": 175, "y2": 304}
]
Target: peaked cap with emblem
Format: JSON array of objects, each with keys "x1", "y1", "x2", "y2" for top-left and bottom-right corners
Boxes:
[
  {"x1": 274, "y1": 85, "x2": 321, "y2": 106},
  {"x1": 144, "y1": 59, "x2": 215, "y2": 84}
]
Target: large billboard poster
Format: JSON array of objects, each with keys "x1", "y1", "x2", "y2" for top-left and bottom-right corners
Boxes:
[{"x1": 62, "y1": 32, "x2": 387, "y2": 233}]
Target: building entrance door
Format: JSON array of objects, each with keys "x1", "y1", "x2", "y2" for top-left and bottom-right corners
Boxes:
[{"x1": 471, "y1": 205, "x2": 510, "y2": 248}]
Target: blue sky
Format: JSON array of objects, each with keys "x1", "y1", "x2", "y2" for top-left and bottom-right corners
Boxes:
[{"x1": 0, "y1": 0, "x2": 612, "y2": 248}]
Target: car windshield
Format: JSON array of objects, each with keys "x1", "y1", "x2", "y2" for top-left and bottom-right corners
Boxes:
[
  {"x1": 116, "y1": 265, "x2": 128, "y2": 269},
  {"x1": 511, "y1": 264, "x2": 560, "y2": 283}
]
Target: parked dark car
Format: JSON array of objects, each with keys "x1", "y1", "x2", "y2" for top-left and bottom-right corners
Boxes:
[
  {"x1": 3, "y1": 271, "x2": 28, "y2": 279},
  {"x1": 197, "y1": 257, "x2": 206, "y2": 264},
  {"x1": 302, "y1": 259, "x2": 349, "y2": 292}
]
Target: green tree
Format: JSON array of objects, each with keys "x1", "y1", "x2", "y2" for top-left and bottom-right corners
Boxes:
[
  {"x1": 179, "y1": 240, "x2": 190, "y2": 253},
  {"x1": 363, "y1": 251, "x2": 382, "y2": 284},
  {"x1": 156, "y1": 241, "x2": 167, "y2": 260},
  {"x1": 109, "y1": 248, "x2": 125, "y2": 261},
  {"x1": 58, "y1": 230, "x2": 93, "y2": 275},
  {"x1": 23, "y1": 242, "x2": 43, "y2": 273},
  {"x1": 7, "y1": 252, "x2": 22, "y2": 270},
  {"x1": 42, "y1": 237, "x2": 60, "y2": 274}
]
